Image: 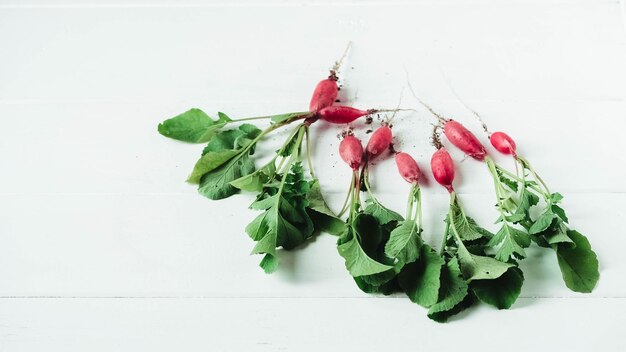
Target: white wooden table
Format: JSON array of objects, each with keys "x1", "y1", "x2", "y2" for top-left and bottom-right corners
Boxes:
[{"x1": 1, "y1": 0, "x2": 625, "y2": 350}]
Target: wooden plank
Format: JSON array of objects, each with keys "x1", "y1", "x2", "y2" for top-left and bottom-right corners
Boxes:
[
  {"x1": 0, "y1": 2, "x2": 623, "y2": 104},
  {"x1": 0, "y1": 193, "x2": 618, "y2": 297},
  {"x1": 0, "y1": 0, "x2": 623, "y2": 349},
  {"x1": 0, "y1": 100, "x2": 624, "y2": 195},
  {"x1": 0, "y1": 297, "x2": 623, "y2": 351}
]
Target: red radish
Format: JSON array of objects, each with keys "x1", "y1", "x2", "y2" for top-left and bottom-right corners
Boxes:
[
  {"x1": 318, "y1": 106, "x2": 372, "y2": 124},
  {"x1": 443, "y1": 120, "x2": 487, "y2": 161},
  {"x1": 309, "y1": 78, "x2": 338, "y2": 111},
  {"x1": 395, "y1": 152, "x2": 421, "y2": 184},
  {"x1": 431, "y1": 148, "x2": 455, "y2": 193},
  {"x1": 366, "y1": 125, "x2": 392, "y2": 158},
  {"x1": 490, "y1": 131, "x2": 517, "y2": 156},
  {"x1": 339, "y1": 135, "x2": 364, "y2": 170}
]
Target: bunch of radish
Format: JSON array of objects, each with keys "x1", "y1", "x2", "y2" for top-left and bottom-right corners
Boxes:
[
  {"x1": 158, "y1": 51, "x2": 599, "y2": 322},
  {"x1": 418, "y1": 98, "x2": 598, "y2": 297},
  {"x1": 157, "y1": 48, "x2": 405, "y2": 274}
]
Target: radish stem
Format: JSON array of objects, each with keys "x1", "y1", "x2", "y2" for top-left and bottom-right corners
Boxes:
[
  {"x1": 305, "y1": 126, "x2": 315, "y2": 178},
  {"x1": 338, "y1": 174, "x2": 355, "y2": 217}
]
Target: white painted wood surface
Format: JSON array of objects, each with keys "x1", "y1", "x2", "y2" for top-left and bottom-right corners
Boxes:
[{"x1": 1, "y1": 0, "x2": 625, "y2": 350}]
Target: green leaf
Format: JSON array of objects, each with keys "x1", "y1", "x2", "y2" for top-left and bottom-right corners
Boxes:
[
  {"x1": 237, "y1": 123, "x2": 263, "y2": 140},
  {"x1": 385, "y1": 220, "x2": 423, "y2": 265},
  {"x1": 505, "y1": 213, "x2": 526, "y2": 223},
  {"x1": 497, "y1": 171, "x2": 518, "y2": 192},
  {"x1": 427, "y1": 258, "x2": 470, "y2": 322},
  {"x1": 529, "y1": 209, "x2": 556, "y2": 235},
  {"x1": 545, "y1": 222, "x2": 574, "y2": 246},
  {"x1": 456, "y1": 246, "x2": 514, "y2": 281},
  {"x1": 198, "y1": 153, "x2": 255, "y2": 200},
  {"x1": 277, "y1": 131, "x2": 302, "y2": 157},
  {"x1": 245, "y1": 163, "x2": 315, "y2": 272},
  {"x1": 202, "y1": 123, "x2": 261, "y2": 153},
  {"x1": 429, "y1": 294, "x2": 475, "y2": 323},
  {"x1": 188, "y1": 124, "x2": 262, "y2": 184},
  {"x1": 337, "y1": 233, "x2": 393, "y2": 276},
  {"x1": 249, "y1": 204, "x2": 305, "y2": 254},
  {"x1": 551, "y1": 192, "x2": 564, "y2": 203},
  {"x1": 514, "y1": 186, "x2": 540, "y2": 220},
  {"x1": 352, "y1": 212, "x2": 386, "y2": 257},
  {"x1": 487, "y1": 223, "x2": 531, "y2": 261},
  {"x1": 450, "y1": 202, "x2": 493, "y2": 241},
  {"x1": 307, "y1": 180, "x2": 338, "y2": 219},
  {"x1": 398, "y1": 245, "x2": 444, "y2": 307},
  {"x1": 556, "y1": 230, "x2": 599, "y2": 293},
  {"x1": 202, "y1": 129, "x2": 244, "y2": 154},
  {"x1": 337, "y1": 215, "x2": 393, "y2": 277},
  {"x1": 364, "y1": 200, "x2": 404, "y2": 225},
  {"x1": 307, "y1": 209, "x2": 346, "y2": 236},
  {"x1": 230, "y1": 162, "x2": 276, "y2": 192},
  {"x1": 354, "y1": 276, "x2": 400, "y2": 295},
  {"x1": 552, "y1": 204, "x2": 569, "y2": 223},
  {"x1": 158, "y1": 109, "x2": 232, "y2": 143},
  {"x1": 472, "y1": 267, "x2": 523, "y2": 309},
  {"x1": 259, "y1": 253, "x2": 279, "y2": 274},
  {"x1": 189, "y1": 149, "x2": 241, "y2": 184},
  {"x1": 307, "y1": 179, "x2": 346, "y2": 236},
  {"x1": 358, "y1": 270, "x2": 397, "y2": 288}
]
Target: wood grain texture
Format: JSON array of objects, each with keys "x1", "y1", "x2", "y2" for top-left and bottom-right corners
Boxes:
[
  {"x1": 0, "y1": 0, "x2": 624, "y2": 350},
  {"x1": 1, "y1": 298, "x2": 625, "y2": 351}
]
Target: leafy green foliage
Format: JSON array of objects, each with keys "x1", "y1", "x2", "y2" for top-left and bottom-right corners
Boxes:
[
  {"x1": 337, "y1": 213, "x2": 394, "y2": 277},
  {"x1": 246, "y1": 163, "x2": 314, "y2": 272},
  {"x1": 230, "y1": 162, "x2": 276, "y2": 192},
  {"x1": 259, "y1": 254, "x2": 279, "y2": 274},
  {"x1": 158, "y1": 109, "x2": 232, "y2": 143},
  {"x1": 189, "y1": 149, "x2": 241, "y2": 184},
  {"x1": 513, "y1": 186, "x2": 540, "y2": 226},
  {"x1": 471, "y1": 267, "x2": 524, "y2": 309},
  {"x1": 456, "y1": 246, "x2": 515, "y2": 281},
  {"x1": 550, "y1": 192, "x2": 564, "y2": 203},
  {"x1": 447, "y1": 197, "x2": 513, "y2": 281},
  {"x1": 188, "y1": 123, "x2": 262, "y2": 184},
  {"x1": 487, "y1": 223, "x2": 531, "y2": 261},
  {"x1": 358, "y1": 269, "x2": 398, "y2": 288},
  {"x1": 556, "y1": 230, "x2": 599, "y2": 293},
  {"x1": 450, "y1": 202, "x2": 493, "y2": 241},
  {"x1": 551, "y1": 204, "x2": 569, "y2": 223},
  {"x1": 158, "y1": 107, "x2": 601, "y2": 321},
  {"x1": 398, "y1": 245, "x2": 444, "y2": 307},
  {"x1": 385, "y1": 220, "x2": 423, "y2": 265},
  {"x1": 508, "y1": 159, "x2": 599, "y2": 294},
  {"x1": 364, "y1": 200, "x2": 404, "y2": 225},
  {"x1": 306, "y1": 180, "x2": 345, "y2": 236},
  {"x1": 497, "y1": 169, "x2": 519, "y2": 192},
  {"x1": 198, "y1": 153, "x2": 255, "y2": 200},
  {"x1": 427, "y1": 258, "x2": 471, "y2": 322},
  {"x1": 529, "y1": 209, "x2": 574, "y2": 247},
  {"x1": 529, "y1": 209, "x2": 556, "y2": 235},
  {"x1": 354, "y1": 276, "x2": 400, "y2": 295},
  {"x1": 435, "y1": 194, "x2": 523, "y2": 312}
]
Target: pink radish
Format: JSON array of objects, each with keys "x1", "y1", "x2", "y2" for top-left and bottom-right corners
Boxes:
[
  {"x1": 490, "y1": 131, "x2": 517, "y2": 156},
  {"x1": 339, "y1": 135, "x2": 364, "y2": 170},
  {"x1": 395, "y1": 152, "x2": 421, "y2": 184},
  {"x1": 431, "y1": 148, "x2": 455, "y2": 193},
  {"x1": 309, "y1": 78, "x2": 338, "y2": 111},
  {"x1": 309, "y1": 43, "x2": 351, "y2": 112},
  {"x1": 318, "y1": 106, "x2": 373, "y2": 124},
  {"x1": 443, "y1": 120, "x2": 487, "y2": 161},
  {"x1": 366, "y1": 125, "x2": 392, "y2": 158}
]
